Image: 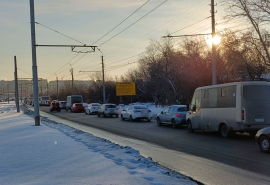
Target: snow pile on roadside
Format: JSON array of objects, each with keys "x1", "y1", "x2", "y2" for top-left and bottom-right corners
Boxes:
[{"x1": 0, "y1": 102, "x2": 198, "y2": 185}]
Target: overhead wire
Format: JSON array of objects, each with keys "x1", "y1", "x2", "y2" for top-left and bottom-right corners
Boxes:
[
  {"x1": 91, "y1": 0, "x2": 151, "y2": 45},
  {"x1": 97, "y1": 0, "x2": 168, "y2": 47}
]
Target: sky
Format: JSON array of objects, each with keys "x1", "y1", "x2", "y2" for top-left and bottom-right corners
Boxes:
[
  {"x1": 1, "y1": 0, "x2": 244, "y2": 82},
  {"x1": 0, "y1": 101, "x2": 198, "y2": 185}
]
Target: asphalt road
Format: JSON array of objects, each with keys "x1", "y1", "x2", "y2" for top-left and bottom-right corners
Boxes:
[{"x1": 40, "y1": 106, "x2": 270, "y2": 185}]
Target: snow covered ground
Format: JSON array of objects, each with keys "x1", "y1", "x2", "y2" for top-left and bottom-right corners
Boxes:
[{"x1": 0, "y1": 102, "x2": 197, "y2": 185}]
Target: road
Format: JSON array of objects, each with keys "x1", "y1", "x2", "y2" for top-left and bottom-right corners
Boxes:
[{"x1": 39, "y1": 106, "x2": 270, "y2": 185}]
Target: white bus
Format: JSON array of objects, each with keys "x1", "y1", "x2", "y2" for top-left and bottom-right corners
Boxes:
[
  {"x1": 39, "y1": 96, "x2": 50, "y2": 106},
  {"x1": 186, "y1": 81, "x2": 270, "y2": 137}
]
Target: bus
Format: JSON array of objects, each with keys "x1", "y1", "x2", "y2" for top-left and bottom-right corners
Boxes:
[
  {"x1": 66, "y1": 95, "x2": 83, "y2": 111},
  {"x1": 186, "y1": 81, "x2": 270, "y2": 138},
  {"x1": 39, "y1": 96, "x2": 50, "y2": 106}
]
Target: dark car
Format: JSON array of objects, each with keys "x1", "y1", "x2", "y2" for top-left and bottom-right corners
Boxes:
[
  {"x1": 156, "y1": 105, "x2": 187, "y2": 128},
  {"x1": 97, "y1": 103, "x2": 118, "y2": 117},
  {"x1": 255, "y1": 127, "x2": 270, "y2": 153},
  {"x1": 49, "y1": 100, "x2": 61, "y2": 112},
  {"x1": 59, "y1": 101, "x2": 66, "y2": 109},
  {"x1": 71, "y1": 103, "x2": 85, "y2": 113}
]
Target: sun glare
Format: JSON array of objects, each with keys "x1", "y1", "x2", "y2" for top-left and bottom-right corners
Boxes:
[
  {"x1": 212, "y1": 35, "x2": 221, "y2": 45},
  {"x1": 206, "y1": 35, "x2": 221, "y2": 46}
]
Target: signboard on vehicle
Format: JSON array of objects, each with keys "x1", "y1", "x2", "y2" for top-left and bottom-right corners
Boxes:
[{"x1": 116, "y1": 82, "x2": 136, "y2": 96}]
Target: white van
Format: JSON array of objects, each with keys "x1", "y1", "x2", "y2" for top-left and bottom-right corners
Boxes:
[
  {"x1": 186, "y1": 81, "x2": 270, "y2": 137},
  {"x1": 39, "y1": 96, "x2": 50, "y2": 106}
]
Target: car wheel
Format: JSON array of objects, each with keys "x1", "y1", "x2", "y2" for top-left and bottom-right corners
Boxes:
[
  {"x1": 259, "y1": 136, "x2": 270, "y2": 153},
  {"x1": 157, "y1": 117, "x2": 162, "y2": 126},
  {"x1": 121, "y1": 114, "x2": 125, "y2": 121},
  {"x1": 220, "y1": 124, "x2": 229, "y2": 138},
  {"x1": 129, "y1": 115, "x2": 134, "y2": 122},
  {"x1": 103, "y1": 113, "x2": 106, "y2": 117},
  {"x1": 147, "y1": 118, "x2": 151, "y2": 122},
  {"x1": 98, "y1": 113, "x2": 100, "y2": 117},
  {"x1": 187, "y1": 120, "x2": 194, "y2": 132},
  {"x1": 171, "y1": 119, "x2": 177, "y2": 128},
  {"x1": 116, "y1": 114, "x2": 119, "y2": 118}
]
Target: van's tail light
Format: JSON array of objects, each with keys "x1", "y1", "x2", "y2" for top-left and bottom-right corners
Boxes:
[
  {"x1": 176, "y1": 113, "x2": 182, "y2": 118},
  {"x1": 242, "y1": 110, "x2": 245, "y2": 121}
]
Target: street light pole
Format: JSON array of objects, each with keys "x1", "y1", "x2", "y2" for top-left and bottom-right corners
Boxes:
[
  {"x1": 69, "y1": 63, "x2": 74, "y2": 95},
  {"x1": 55, "y1": 74, "x2": 58, "y2": 100},
  {"x1": 97, "y1": 48, "x2": 106, "y2": 104},
  {"x1": 29, "y1": 0, "x2": 40, "y2": 126}
]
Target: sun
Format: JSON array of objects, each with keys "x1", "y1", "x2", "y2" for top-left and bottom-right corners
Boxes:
[
  {"x1": 212, "y1": 35, "x2": 221, "y2": 45},
  {"x1": 206, "y1": 34, "x2": 221, "y2": 46}
]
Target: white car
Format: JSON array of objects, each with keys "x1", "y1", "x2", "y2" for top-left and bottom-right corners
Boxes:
[
  {"x1": 120, "y1": 105, "x2": 152, "y2": 122},
  {"x1": 85, "y1": 103, "x2": 101, "y2": 114}
]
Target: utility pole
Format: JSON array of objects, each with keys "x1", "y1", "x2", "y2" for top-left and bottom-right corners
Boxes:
[
  {"x1": 211, "y1": 0, "x2": 217, "y2": 85},
  {"x1": 69, "y1": 66, "x2": 74, "y2": 95},
  {"x1": 97, "y1": 48, "x2": 106, "y2": 104},
  {"x1": 55, "y1": 74, "x2": 58, "y2": 100},
  {"x1": 47, "y1": 81, "x2": 49, "y2": 96},
  {"x1": 14, "y1": 56, "x2": 20, "y2": 112},
  {"x1": 30, "y1": 0, "x2": 40, "y2": 126}
]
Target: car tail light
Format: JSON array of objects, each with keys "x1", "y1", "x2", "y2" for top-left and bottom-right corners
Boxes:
[
  {"x1": 242, "y1": 109, "x2": 245, "y2": 121},
  {"x1": 176, "y1": 113, "x2": 182, "y2": 118}
]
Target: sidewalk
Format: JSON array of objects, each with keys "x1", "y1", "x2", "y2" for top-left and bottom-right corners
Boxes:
[{"x1": 0, "y1": 102, "x2": 197, "y2": 185}]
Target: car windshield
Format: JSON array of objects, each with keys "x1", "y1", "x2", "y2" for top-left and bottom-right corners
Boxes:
[
  {"x1": 92, "y1": 104, "x2": 100, "y2": 106},
  {"x1": 76, "y1": 103, "x2": 83, "y2": 106},
  {"x1": 106, "y1": 105, "x2": 116, "y2": 108},
  {"x1": 134, "y1": 106, "x2": 147, "y2": 109}
]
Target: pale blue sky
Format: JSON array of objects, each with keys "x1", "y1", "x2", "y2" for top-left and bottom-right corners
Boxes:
[{"x1": 1, "y1": 0, "x2": 238, "y2": 82}]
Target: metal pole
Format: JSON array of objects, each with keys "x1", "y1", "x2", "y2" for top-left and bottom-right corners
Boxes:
[
  {"x1": 56, "y1": 76, "x2": 58, "y2": 100},
  {"x1": 101, "y1": 55, "x2": 106, "y2": 103},
  {"x1": 14, "y1": 56, "x2": 20, "y2": 112},
  {"x1": 7, "y1": 83, "x2": 9, "y2": 104},
  {"x1": 29, "y1": 0, "x2": 40, "y2": 126},
  {"x1": 211, "y1": 0, "x2": 217, "y2": 85}
]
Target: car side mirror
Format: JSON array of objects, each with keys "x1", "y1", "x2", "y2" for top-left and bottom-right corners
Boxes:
[{"x1": 161, "y1": 111, "x2": 164, "y2": 114}]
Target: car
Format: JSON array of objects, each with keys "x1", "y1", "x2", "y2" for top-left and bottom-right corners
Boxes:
[
  {"x1": 59, "y1": 101, "x2": 66, "y2": 109},
  {"x1": 120, "y1": 105, "x2": 152, "y2": 122},
  {"x1": 156, "y1": 105, "x2": 187, "y2": 128},
  {"x1": 83, "y1": 103, "x2": 88, "y2": 109},
  {"x1": 85, "y1": 103, "x2": 101, "y2": 115},
  {"x1": 71, "y1": 103, "x2": 85, "y2": 113},
  {"x1": 45, "y1": 100, "x2": 51, "y2": 106},
  {"x1": 255, "y1": 127, "x2": 270, "y2": 153},
  {"x1": 66, "y1": 95, "x2": 83, "y2": 111},
  {"x1": 97, "y1": 104, "x2": 118, "y2": 118},
  {"x1": 116, "y1": 104, "x2": 126, "y2": 115},
  {"x1": 49, "y1": 100, "x2": 61, "y2": 112}
]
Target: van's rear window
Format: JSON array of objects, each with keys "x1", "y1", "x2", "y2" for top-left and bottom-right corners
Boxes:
[{"x1": 243, "y1": 85, "x2": 270, "y2": 101}]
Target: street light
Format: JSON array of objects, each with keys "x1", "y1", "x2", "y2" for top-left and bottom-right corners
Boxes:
[{"x1": 97, "y1": 48, "x2": 106, "y2": 104}]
